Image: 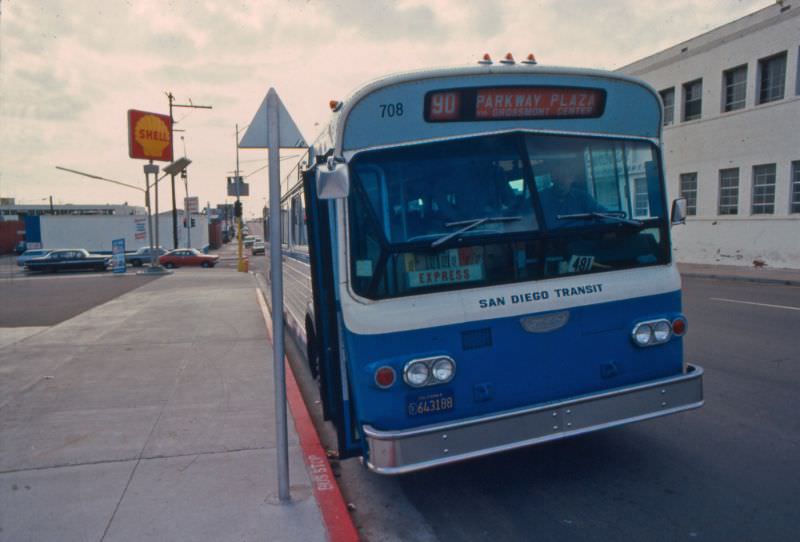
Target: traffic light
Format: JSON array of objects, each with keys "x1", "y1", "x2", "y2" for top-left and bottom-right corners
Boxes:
[
  {"x1": 234, "y1": 200, "x2": 242, "y2": 218},
  {"x1": 190, "y1": 218, "x2": 196, "y2": 227}
]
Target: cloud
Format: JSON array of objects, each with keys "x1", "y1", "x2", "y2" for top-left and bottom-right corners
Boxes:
[{"x1": 0, "y1": 0, "x2": 773, "y2": 209}]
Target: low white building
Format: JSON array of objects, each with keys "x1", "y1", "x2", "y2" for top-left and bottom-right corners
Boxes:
[
  {"x1": 619, "y1": 3, "x2": 800, "y2": 269},
  {"x1": 27, "y1": 211, "x2": 208, "y2": 252}
]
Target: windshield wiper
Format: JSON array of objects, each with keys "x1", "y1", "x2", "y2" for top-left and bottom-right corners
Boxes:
[
  {"x1": 556, "y1": 212, "x2": 646, "y2": 227},
  {"x1": 431, "y1": 216, "x2": 521, "y2": 248}
]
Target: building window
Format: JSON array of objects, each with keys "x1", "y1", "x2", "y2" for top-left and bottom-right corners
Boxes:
[
  {"x1": 791, "y1": 161, "x2": 800, "y2": 214},
  {"x1": 660, "y1": 88, "x2": 674, "y2": 125},
  {"x1": 722, "y1": 65, "x2": 747, "y2": 112},
  {"x1": 682, "y1": 79, "x2": 702, "y2": 121},
  {"x1": 752, "y1": 164, "x2": 776, "y2": 214},
  {"x1": 758, "y1": 52, "x2": 786, "y2": 104},
  {"x1": 718, "y1": 168, "x2": 739, "y2": 215},
  {"x1": 679, "y1": 173, "x2": 698, "y2": 215}
]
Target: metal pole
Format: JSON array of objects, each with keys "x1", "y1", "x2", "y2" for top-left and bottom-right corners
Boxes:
[
  {"x1": 154, "y1": 170, "x2": 160, "y2": 251},
  {"x1": 168, "y1": 94, "x2": 179, "y2": 250},
  {"x1": 171, "y1": 173, "x2": 178, "y2": 249},
  {"x1": 143, "y1": 162, "x2": 158, "y2": 267},
  {"x1": 267, "y1": 89, "x2": 289, "y2": 502},
  {"x1": 236, "y1": 123, "x2": 244, "y2": 272},
  {"x1": 183, "y1": 172, "x2": 192, "y2": 248}
]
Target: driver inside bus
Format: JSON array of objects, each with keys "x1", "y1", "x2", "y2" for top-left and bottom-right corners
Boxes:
[{"x1": 537, "y1": 161, "x2": 603, "y2": 226}]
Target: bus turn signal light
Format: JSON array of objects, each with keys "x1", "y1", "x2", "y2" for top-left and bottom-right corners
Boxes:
[{"x1": 375, "y1": 366, "x2": 396, "y2": 389}]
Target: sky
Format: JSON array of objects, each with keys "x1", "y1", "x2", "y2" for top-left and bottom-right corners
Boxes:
[{"x1": 0, "y1": 0, "x2": 771, "y2": 217}]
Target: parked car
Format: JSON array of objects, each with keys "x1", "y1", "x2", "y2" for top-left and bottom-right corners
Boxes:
[
  {"x1": 159, "y1": 248, "x2": 219, "y2": 268},
  {"x1": 16, "y1": 249, "x2": 52, "y2": 267},
  {"x1": 25, "y1": 249, "x2": 110, "y2": 273},
  {"x1": 251, "y1": 241, "x2": 265, "y2": 255},
  {"x1": 243, "y1": 235, "x2": 256, "y2": 248},
  {"x1": 126, "y1": 246, "x2": 167, "y2": 267}
]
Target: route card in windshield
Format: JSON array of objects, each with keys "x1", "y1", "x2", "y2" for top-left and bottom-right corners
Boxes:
[{"x1": 405, "y1": 248, "x2": 484, "y2": 288}]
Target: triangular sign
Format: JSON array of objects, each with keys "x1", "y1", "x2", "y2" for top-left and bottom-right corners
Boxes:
[{"x1": 239, "y1": 88, "x2": 308, "y2": 149}]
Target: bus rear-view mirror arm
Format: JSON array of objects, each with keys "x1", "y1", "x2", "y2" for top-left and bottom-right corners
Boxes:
[
  {"x1": 316, "y1": 156, "x2": 350, "y2": 199},
  {"x1": 671, "y1": 197, "x2": 688, "y2": 225}
]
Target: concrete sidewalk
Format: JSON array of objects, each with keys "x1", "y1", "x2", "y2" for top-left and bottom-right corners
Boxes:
[
  {"x1": 0, "y1": 270, "x2": 328, "y2": 541},
  {"x1": 678, "y1": 262, "x2": 800, "y2": 286}
]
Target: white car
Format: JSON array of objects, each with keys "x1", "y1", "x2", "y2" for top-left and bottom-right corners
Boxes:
[{"x1": 251, "y1": 241, "x2": 265, "y2": 255}]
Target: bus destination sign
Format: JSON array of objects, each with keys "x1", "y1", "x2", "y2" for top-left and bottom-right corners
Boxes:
[{"x1": 425, "y1": 87, "x2": 606, "y2": 122}]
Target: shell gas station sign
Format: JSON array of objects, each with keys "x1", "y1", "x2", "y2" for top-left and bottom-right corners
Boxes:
[{"x1": 127, "y1": 109, "x2": 173, "y2": 162}]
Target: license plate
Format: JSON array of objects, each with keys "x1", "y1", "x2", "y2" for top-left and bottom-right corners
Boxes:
[{"x1": 406, "y1": 389, "x2": 455, "y2": 417}]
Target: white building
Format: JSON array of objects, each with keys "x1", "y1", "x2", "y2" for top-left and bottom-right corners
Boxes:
[
  {"x1": 619, "y1": 3, "x2": 800, "y2": 269},
  {"x1": 28, "y1": 211, "x2": 208, "y2": 252}
]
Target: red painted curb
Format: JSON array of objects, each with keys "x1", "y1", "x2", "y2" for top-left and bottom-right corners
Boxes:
[{"x1": 256, "y1": 290, "x2": 360, "y2": 542}]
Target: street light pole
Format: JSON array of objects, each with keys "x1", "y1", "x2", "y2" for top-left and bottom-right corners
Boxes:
[
  {"x1": 236, "y1": 123, "x2": 244, "y2": 272},
  {"x1": 167, "y1": 92, "x2": 212, "y2": 250}
]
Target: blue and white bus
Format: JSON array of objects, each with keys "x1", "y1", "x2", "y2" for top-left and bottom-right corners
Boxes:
[{"x1": 278, "y1": 57, "x2": 703, "y2": 474}]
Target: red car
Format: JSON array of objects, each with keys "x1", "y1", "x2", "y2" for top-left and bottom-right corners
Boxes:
[{"x1": 159, "y1": 248, "x2": 219, "y2": 268}]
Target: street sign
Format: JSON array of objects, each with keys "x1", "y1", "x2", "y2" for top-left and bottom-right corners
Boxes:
[
  {"x1": 111, "y1": 238, "x2": 126, "y2": 274},
  {"x1": 241, "y1": 87, "x2": 308, "y2": 503},
  {"x1": 184, "y1": 196, "x2": 199, "y2": 213},
  {"x1": 238, "y1": 92, "x2": 307, "y2": 148},
  {"x1": 227, "y1": 176, "x2": 250, "y2": 196},
  {"x1": 128, "y1": 110, "x2": 173, "y2": 162}
]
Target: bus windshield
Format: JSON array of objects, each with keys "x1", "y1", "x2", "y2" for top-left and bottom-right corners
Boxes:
[{"x1": 348, "y1": 132, "x2": 668, "y2": 300}]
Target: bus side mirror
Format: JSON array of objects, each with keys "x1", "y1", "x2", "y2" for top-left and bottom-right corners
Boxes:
[
  {"x1": 671, "y1": 197, "x2": 687, "y2": 225},
  {"x1": 316, "y1": 157, "x2": 350, "y2": 199}
]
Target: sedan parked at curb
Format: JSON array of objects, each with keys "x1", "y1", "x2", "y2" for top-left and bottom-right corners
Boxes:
[
  {"x1": 17, "y1": 249, "x2": 52, "y2": 267},
  {"x1": 159, "y1": 248, "x2": 219, "y2": 268},
  {"x1": 25, "y1": 249, "x2": 110, "y2": 273},
  {"x1": 126, "y1": 246, "x2": 167, "y2": 267}
]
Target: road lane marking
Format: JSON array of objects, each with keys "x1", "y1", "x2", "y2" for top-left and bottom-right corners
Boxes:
[{"x1": 710, "y1": 297, "x2": 800, "y2": 311}]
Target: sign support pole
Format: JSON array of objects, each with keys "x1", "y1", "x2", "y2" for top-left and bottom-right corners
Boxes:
[
  {"x1": 154, "y1": 169, "x2": 160, "y2": 252},
  {"x1": 267, "y1": 89, "x2": 290, "y2": 503},
  {"x1": 238, "y1": 87, "x2": 307, "y2": 504},
  {"x1": 143, "y1": 162, "x2": 159, "y2": 267}
]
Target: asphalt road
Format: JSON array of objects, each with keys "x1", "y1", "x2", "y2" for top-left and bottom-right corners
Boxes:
[
  {"x1": 261, "y1": 247, "x2": 800, "y2": 542},
  {"x1": 0, "y1": 273, "x2": 163, "y2": 326}
]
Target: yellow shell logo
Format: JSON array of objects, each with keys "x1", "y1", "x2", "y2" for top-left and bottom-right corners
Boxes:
[{"x1": 134, "y1": 114, "x2": 170, "y2": 157}]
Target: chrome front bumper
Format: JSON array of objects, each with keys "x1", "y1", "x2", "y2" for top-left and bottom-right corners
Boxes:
[{"x1": 363, "y1": 364, "x2": 703, "y2": 475}]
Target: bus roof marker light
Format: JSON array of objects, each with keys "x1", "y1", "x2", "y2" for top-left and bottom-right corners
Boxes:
[
  {"x1": 478, "y1": 53, "x2": 493, "y2": 65},
  {"x1": 500, "y1": 52, "x2": 515, "y2": 65},
  {"x1": 521, "y1": 53, "x2": 538, "y2": 65}
]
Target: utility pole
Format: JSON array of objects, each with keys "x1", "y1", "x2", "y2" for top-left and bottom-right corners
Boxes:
[
  {"x1": 182, "y1": 169, "x2": 192, "y2": 248},
  {"x1": 167, "y1": 92, "x2": 212, "y2": 249},
  {"x1": 236, "y1": 123, "x2": 245, "y2": 272}
]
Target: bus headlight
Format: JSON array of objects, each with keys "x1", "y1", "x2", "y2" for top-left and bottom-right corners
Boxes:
[
  {"x1": 403, "y1": 356, "x2": 456, "y2": 387},
  {"x1": 431, "y1": 357, "x2": 456, "y2": 384},
  {"x1": 404, "y1": 361, "x2": 430, "y2": 387},
  {"x1": 632, "y1": 319, "x2": 674, "y2": 347},
  {"x1": 652, "y1": 320, "x2": 672, "y2": 342},
  {"x1": 632, "y1": 323, "x2": 654, "y2": 346}
]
